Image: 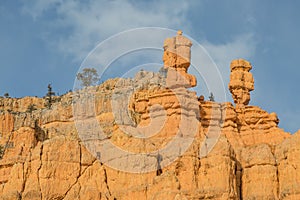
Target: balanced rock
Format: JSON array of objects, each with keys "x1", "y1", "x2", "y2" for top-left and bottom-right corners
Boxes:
[
  {"x1": 228, "y1": 59, "x2": 254, "y2": 108},
  {"x1": 163, "y1": 30, "x2": 196, "y2": 88}
]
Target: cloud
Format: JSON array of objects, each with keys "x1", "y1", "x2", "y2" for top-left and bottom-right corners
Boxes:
[
  {"x1": 203, "y1": 34, "x2": 256, "y2": 64},
  {"x1": 22, "y1": 0, "x2": 191, "y2": 61}
]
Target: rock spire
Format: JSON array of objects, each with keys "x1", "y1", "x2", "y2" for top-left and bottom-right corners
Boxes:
[
  {"x1": 162, "y1": 30, "x2": 197, "y2": 88},
  {"x1": 228, "y1": 59, "x2": 254, "y2": 108}
]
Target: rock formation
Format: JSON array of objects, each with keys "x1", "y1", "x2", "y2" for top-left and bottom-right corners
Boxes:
[
  {"x1": 0, "y1": 32, "x2": 299, "y2": 200},
  {"x1": 163, "y1": 30, "x2": 196, "y2": 88},
  {"x1": 228, "y1": 59, "x2": 254, "y2": 108}
]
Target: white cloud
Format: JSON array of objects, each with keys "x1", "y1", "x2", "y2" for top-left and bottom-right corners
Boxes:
[
  {"x1": 21, "y1": 0, "x2": 61, "y2": 19},
  {"x1": 22, "y1": 0, "x2": 191, "y2": 61},
  {"x1": 203, "y1": 34, "x2": 256, "y2": 67}
]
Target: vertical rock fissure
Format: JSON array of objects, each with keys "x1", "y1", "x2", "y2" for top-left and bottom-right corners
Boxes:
[
  {"x1": 102, "y1": 164, "x2": 113, "y2": 198},
  {"x1": 145, "y1": 185, "x2": 148, "y2": 200},
  {"x1": 37, "y1": 143, "x2": 43, "y2": 200},
  {"x1": 63, "y1": 141, "x2": 82, "y2": 198},
  {"x1": 22, "y1": 113, "x2": 28, "y2": 128},
  {"x1": 79, "y1": 142, "x2": 82, "y2": 175},
  {"x1": 20, "y1": 162, "x2": 25, "y2": 196},
  {"x1": 235, "y1": 160, "x2": 243, "y2": 200},
  {"x1": 21, "y1": 151, "x2": 32, "y2": 197},
  {"x1": 2, "y1": 130, "x2": 13, "y2": 156},
  {"x1": 194, "y1": 156, "x2": 200, "y2": 189},
  {"x1": 276, "y1": 163, "x2": 280, "y2": 199},
  {"x1": 239, "y1": 168, "x2": 243, "y2": 200}
]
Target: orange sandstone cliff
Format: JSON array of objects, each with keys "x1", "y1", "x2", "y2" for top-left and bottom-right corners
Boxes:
[{"x1": 0, "y1": 32, "x2": 299, "y2": 200}]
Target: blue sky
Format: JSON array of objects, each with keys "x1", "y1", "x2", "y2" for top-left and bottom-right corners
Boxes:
[{"x1": 0, "y1": 0, "x2": 299, "y2": 133}]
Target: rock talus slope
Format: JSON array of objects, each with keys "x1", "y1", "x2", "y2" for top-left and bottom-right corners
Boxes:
[{"x1": 0, "y1": 32, "x2": 299, "y2": 200}]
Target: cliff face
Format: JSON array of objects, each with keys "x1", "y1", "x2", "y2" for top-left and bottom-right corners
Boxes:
[{"x1": 0, "y1": 32, "x2": 299, "y2": 200}]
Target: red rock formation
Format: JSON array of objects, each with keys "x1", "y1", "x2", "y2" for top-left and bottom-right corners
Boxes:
[
  {"x1": 228, "y1": 59, "x2": 254, "y2": 108},
  {"x1": 0, "y1": 34, "x2": 298, "y2": 200},
  {"x1": 163, "y1": 30, "x2": 196, "y2": 88}
]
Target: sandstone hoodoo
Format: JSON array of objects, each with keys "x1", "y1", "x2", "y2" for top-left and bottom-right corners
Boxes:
[
  {"x1": 228, "y1": 59, "x2": 254, "y2": 108},
  {"x1": 163, "y1": 30, "x2": 197, "y2": 88},
  {"x1": 0, "y1": 32, "x2": 299, "y2": 200}
]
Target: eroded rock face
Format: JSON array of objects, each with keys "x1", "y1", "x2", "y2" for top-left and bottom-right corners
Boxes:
[
  {"x1": 0, "y1": 96, "x2": 45, "y2": 113},
  {"x1": 275, "y1": 131, "x2": 300, "y2": 199},
  {"x1": 196, "y1": 58, "x2": 295, "y2": 199},
  {"x1": 0, "y1": 80, "x2": 297, "y2": 200},
  {"x1": 0, "y1": 36, "x2": 298, "y2": 199}
]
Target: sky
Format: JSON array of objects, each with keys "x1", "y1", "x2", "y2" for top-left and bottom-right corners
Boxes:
[{"x1": 0, "y1": 0, "x2": 299, "y2": 133}]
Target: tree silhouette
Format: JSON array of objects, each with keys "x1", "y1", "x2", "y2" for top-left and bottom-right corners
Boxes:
[
  {"x1": 209, "y1": 92, "x2": 215, "y2": 102},
  {"x1": 76, "y1": 68, "x2": 99, "y2": 87},
  {"x1": 4, "y1": 93, "x2": 9, "y2": 98},
  {"x1": 158, "y1": 67, "x2": 167, "y2": 78},
  {"x1": 45, "y1": 84, "x2": 55, "y2": 108},
  {"x1": 27, "y1": 104, "x2": 37, "y2": 113}
]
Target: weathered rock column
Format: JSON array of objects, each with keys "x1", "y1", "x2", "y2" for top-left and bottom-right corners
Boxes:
[
  {"x1": 228, "y1": 59, "x2": 254, "y2": 109},
  {"x1": 163, "y1": 30, "x2": 196, "y2": 88}
]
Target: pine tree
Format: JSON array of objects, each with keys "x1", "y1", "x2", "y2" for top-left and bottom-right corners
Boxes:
[
  {"x1": 27, "y1": 104, "x2": 36, "y2": 113},
  {"x1": 209, "y1": 92, "x2": 215, "y2": 102},
  {"x1": 4, "y1": 93, "x2": 9, "y2": 98},
  {"x1": 45, "y1": 84, "x2": 55, "y2": 108}
]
